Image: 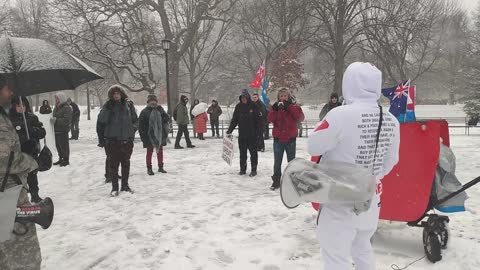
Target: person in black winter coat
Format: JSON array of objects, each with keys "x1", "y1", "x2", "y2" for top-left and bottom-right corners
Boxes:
[
  {"x1": 226, "y1": 89, "x2": 262, "y2": 177},
  {"x1": 9, "y1": 96, "x2": 46, "y2": 203},
  {"x1": 319, "y1": 92, "x2": 342, "y2": 120},
  {"x1": 68, "y1": 98, "x2": 80, "y2": 140},
  {"x1": 39, "y1": 100, "x2": 52, "y2": 114},
  {"x1": 97, "y1": 85, "x2": 138, "y2": 196},
  {"x1": 252, "y1": 93, "x2": 267, "y2": 152},
  {"x1": 139, "y1": 95, "x2": 170, "y2": 175}
]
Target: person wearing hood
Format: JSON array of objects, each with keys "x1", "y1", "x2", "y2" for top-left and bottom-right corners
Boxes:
[
  {"x1": 0, "y1": 75, "x2": 42, "y2": 270},
  {"x1": 319, "y1": 92, "x2": 342, "y2": 121},
  {"x1": 52, "y1": 92, "x2": 73, "y2": 167},
  {"x1": 307, "y1": 62, "x2": 400, "y2": 270},
  {"x1": 97, "y1": 85, "x2": 138, "y2": 196},
  {"x1": 268, "y1": 88, "x2": 305, "y2": 190},
  {"x1": 39, "y1": 100, "x2": 52, "y2": 114},
  {"x1": 226, "y1": 89, "x2": 262, "y2": 177},
  {"x1": 173, "y1": 95, "x2": 195, "y2": 149},
  {"x1": 9, "y1": 96, "x2": 46, "y2": 203},
  {"x1": 68, "y1": 98, "x2": 80, "y2": 140},
  {"x1": 139, "y1": 95, "x2": 169, "y2": 175},
  {"x1": 252, "y1": 93, "x2": 267, "y2": 152},
  {"x1": 207, "y1": 99, "x2": 222, "y2": 138},
  {"x1": 190, "y1": 99, "x2": 200, "y2": 138}
]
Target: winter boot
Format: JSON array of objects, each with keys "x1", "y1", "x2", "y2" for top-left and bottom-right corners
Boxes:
[
  {"x1": 175, "y1": 145, "x2": 184, "y2": 149},
  {"x1": 270, "y1": 176, "x2": 281, "y2": 190},
  {"x1": 249, "y1": 171, "x2": 257, "y2": 177},
  {"x1": 53, "y1": 159, "x2": 62, "y2": 166},
  {"x1": 239, "y1": 171, "x2": 246, "y2": 175},
  {"x1": 111, "y1": 180, "x2": 119, "y2": 197},
  {"x1": 187, "y1": 144, "x2": 196, "y2": 148},
  {"x1": 120, "y1": 178, "x2": 133, "y2": 193},
  {"x1": 30, "y1": 192, "x2": 43, "y2": 204},
  {"x1": 60, "y1": 160, "x2": 70, "y2": 167},
  {"x1": 158, "y1": 164, "x2": 167, "y2": 174},
  {"x1": 147, "y1": 165, "x2": 154, "y2": 176}
]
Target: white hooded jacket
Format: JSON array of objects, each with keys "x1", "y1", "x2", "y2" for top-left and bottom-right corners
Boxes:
[{"x1": 308, "y1": 62, "x2": 400, "y2": 183}]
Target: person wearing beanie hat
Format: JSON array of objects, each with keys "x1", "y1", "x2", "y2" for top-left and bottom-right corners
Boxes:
[
  {"x1": 226, "y1": 89, "x2": 262, "y2": 177},
  {"x1": 139, "y1": 94, "x2": 170, "y2": 175},
  {"x1": 53, "y1": 91, "x2": 73, "y2": 166},
  {"x1": 319, "y1": 92, "x2": 342, "y2": 120},
  {"x1": 207, "y1": 99, "x2": 222, "y2": 138},
  {"x1": 173, "y1": 95, "x2": 195, "y2": 149}
]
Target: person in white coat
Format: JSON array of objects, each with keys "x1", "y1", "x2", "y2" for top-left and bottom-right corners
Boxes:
[{"x1": 307, "y1": 62, "x2": 400, "y2": 270}]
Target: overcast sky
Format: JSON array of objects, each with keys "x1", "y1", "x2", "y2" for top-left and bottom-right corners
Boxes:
[{"x1": 462, "y1": 0, "x2": 478, "y2": 12}]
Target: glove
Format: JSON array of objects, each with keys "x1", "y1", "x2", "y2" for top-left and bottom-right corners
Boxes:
[
  {"x1": 283, "y1": 101, "x2": 290, "y2": 111},
  {"x1": 278, "y1": 102, "x2": 285, "y2": 110},
  {"x1": 22, "y1": 140, "x2": 38, "y2": 155},
  {"x1": 272, "y1": 102, "x2": 279, "y2": 111},
  {"x1": 98, "y1": 139, "x2": 105, "y2": 148}
]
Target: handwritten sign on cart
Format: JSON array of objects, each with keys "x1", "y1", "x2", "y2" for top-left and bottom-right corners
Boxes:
[{"x1": 222, "y1": 135, "x2": 234, "y2": 166}]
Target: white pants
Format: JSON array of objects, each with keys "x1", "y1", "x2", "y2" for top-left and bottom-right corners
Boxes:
[{"x1": 316, "y1": 195, "x2": 380, "y2": 270}]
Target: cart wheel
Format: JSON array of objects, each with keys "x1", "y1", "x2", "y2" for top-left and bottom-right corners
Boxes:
[
  {"x1": 439, "y1": 221, "x2": 449, "y2": 249},
  {"x1": 424, "y1": 232, "x2": 442, "y2": 263}
]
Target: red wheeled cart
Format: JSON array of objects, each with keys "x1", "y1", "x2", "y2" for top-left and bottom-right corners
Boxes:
[{"x1": 312, "y1": 120, "x2": 480, "y2": 262}]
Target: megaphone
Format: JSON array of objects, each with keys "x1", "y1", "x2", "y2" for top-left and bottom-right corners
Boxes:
[{"x1": 15, "y1": 197, "x2": 54, "y2": 229}]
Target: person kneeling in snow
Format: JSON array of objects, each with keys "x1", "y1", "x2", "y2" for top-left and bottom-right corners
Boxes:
[
  {"x1": 307, "y1": 62, "x2": 400, "y2": 270},
  {"x1": 139, "y1": 95, "x2": 170, "y2": 176}
]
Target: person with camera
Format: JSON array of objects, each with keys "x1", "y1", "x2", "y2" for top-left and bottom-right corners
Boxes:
[
  {"x1": 268, "y1": 88, "x2": 304, "y2": 190},
  {"x1": 9, "y1": 96, "x2": 46, "y2": 203},
  {"x1": 0, "y1": 75, "x2": 42, "y2": 270}
]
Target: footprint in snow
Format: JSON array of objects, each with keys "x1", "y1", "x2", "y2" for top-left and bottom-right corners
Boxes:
[{"x1": 215, "y1": 250, "x2": 234, "y2": 264}]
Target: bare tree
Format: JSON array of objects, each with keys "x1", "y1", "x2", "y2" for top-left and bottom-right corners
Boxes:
[
  {"x1": 363, "y1": 0, "x2": 451, "y2": 84},
  {"x1": 309, "y1": 0, "x2": 377, "y2": 95},
  {"x1": 180, "y1": 4, "x2": 233, "y2": 102}
]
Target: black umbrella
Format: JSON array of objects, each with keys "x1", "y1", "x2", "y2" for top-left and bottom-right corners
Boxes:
[
  {"x1": 0, "y1": 36, "x2": 103, "y2": 96},
  {"x1": 0, "y1": 35, "x2": 103, "y2": 139}
]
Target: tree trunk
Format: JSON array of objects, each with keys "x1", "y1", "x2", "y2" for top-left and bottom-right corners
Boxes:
[
  {"x1": 74, "y1": 89, "x2": 79, "y2": 104},
  {"x1": 170, "y1": 55, "x2": 180, "y2": 107},
  {"x1": 35, "y1": 95, "x2": 40, "y2": 112},
  {"x1": 333, "y1": 51, "x2": 345, "y2": 96}
]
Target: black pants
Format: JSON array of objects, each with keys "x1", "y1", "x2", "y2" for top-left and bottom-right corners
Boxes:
[
  {"x1": 264, "y1": 122, "x2": 270, "y2": 139},
  {"x1": 238, "y1": 136, "x2": 258, "y2": 172},
  {"x1": 27, "y1": 171, "x2": 39, "y2": 194},
  {"x1": 175, "y1": 124, "x2": 193, "y2": 147},
  {"x1": 211, "y1": 119, "x2": 220, "y2": 137},
  {"x1": 105, "y1": 141, "x2": 134, "y2": 191},
  {"x1": 71, "y1": 119, "x2": 79, "y2": 139},
  {"x1": 55, "y1": 132, "x2": 70, "y2": 162}
]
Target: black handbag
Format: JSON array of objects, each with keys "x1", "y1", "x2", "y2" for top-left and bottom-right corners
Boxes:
[{"x1": 37, "y1": 138, "x2": 52, "y2": 172}]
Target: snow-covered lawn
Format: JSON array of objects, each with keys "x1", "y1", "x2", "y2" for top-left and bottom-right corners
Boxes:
[{"x1": 36, "y1": 105, "x2": 480, "y2": 270}]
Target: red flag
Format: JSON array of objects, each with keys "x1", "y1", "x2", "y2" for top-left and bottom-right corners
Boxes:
[{"x1": 250, "y1": 61, "x2": 265, "y2": 89}]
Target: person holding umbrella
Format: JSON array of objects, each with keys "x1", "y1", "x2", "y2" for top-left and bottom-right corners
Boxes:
[
  {"x1": 0, "y1": 75, "x2": 42, "y2": 270},
  {"x1": 52, "y1": 92, "x2": 73, "y2": 167},
  {"x1": 9, "y1": 96, "x2": 46, "y2": 203}
]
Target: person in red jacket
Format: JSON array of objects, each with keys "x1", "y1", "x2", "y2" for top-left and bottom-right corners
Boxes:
[{"x1": 268, "y1": 88, "x2": 305, "y2": 190}]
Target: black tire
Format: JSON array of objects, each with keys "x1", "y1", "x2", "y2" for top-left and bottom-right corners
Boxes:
[
  {"x1": 424, "y1": 232, "x2": 442, "y2": 263},
  {"x1": 440, "y1": 222, "x2": 449, "y2": 249}
]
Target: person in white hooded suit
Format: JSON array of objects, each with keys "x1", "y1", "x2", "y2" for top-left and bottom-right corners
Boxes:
[{"x1": 307, "y1": 62, "x2": 400, "y2": 270}]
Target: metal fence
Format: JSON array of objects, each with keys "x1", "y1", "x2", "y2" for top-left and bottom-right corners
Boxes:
[{"x1": 168, "y1": 117, "x2": 480, "y2": 138}]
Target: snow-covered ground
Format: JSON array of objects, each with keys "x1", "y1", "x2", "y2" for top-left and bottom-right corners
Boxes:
[{"x1": 36, "y1": 105, "x2": 480, "y2": 270}]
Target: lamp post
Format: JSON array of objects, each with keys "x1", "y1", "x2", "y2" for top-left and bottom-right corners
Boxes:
[{"x1": 162, "y1": 39, "x2": 172, "y2": 119}]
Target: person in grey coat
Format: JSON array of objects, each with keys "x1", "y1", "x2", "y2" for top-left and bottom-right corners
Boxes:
[
  {"x1": 97, "y1": 85, "x2": 138, "y2": 196},
  {"x1": 52, "y1": 92, "x2": 73, "y2": 167},
  {"x1": 0, "y1": 74, "x2": 42, "y2": 270}
]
